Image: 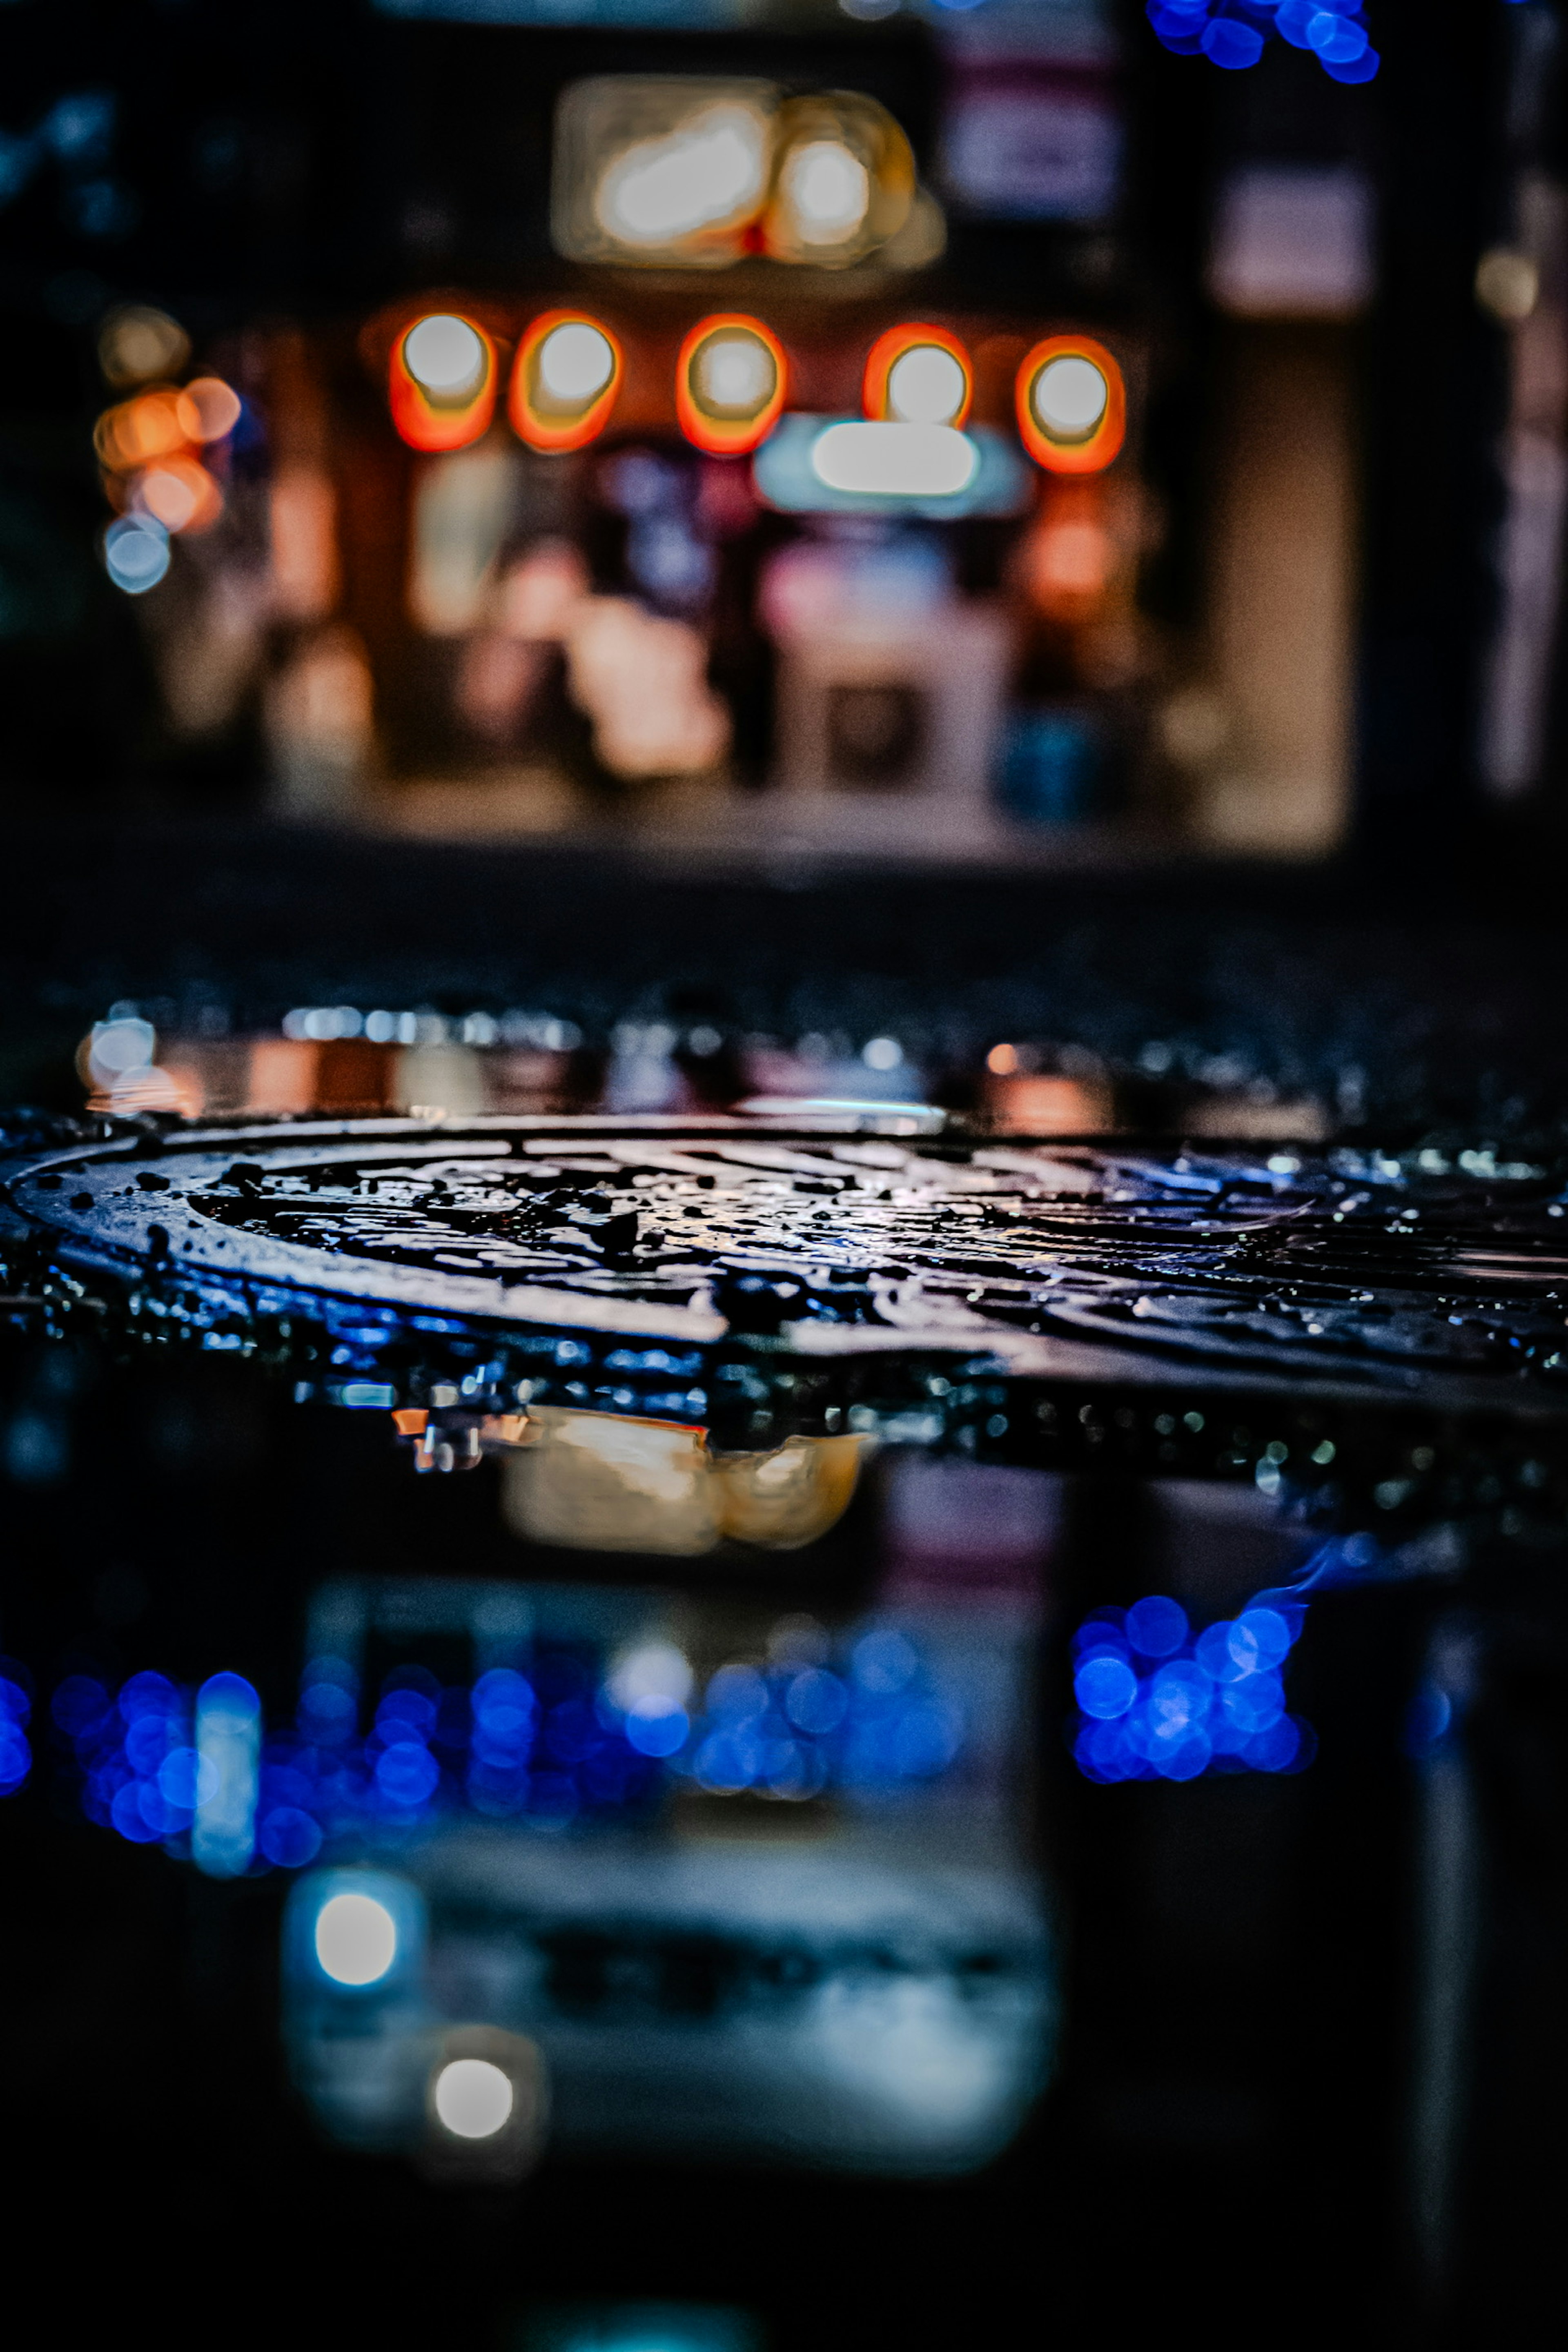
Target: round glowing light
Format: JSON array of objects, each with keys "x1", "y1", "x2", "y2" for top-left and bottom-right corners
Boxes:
[
  {"x1": 810, "y1": 420, "x2": 977, "y2": 499},
  {"x1": 98, "y1": 305, "x2": 190, "y2": 390},
  {"x1": 510, "y1": 312, "x2": 622, "y2": 453},
  {"x1": 862, "y1": 325, "x2": 972, "y2": 430},
  {"x1": 314, "y1": 1890, "x2": 398, "y2": 1986},
  {"x1": 181, "y1": 376, "x2": 242, "y2": 442},
  {"x1": 780, "y1": 138, "x2": 871, "y2": 245},
  {"x1": 1016, "y1": 336, "x2": 1125, "y2": 474},
  {"x1": 433, "y1": 2057, "x2": 515, "y2": 2140},
  {"x1": 403, "y1": 314, "x2": 487, "y2": 398},
  {"x1": 390, "y1": 313, "x2": 497, "y2": 452},
  {"x1": 1033, "y1": 355, "x2": 1108, "y2": 440},
  {"x1": 102, "y1": 516, "x2": 170, "y2": 595},
  {"x1": 676, "y1": 316, "x2": 787, "y2": 454},
  {"x1": 135, "y1": 457, "x2": 220, "y2": 534},
  {"x1": 699, "y1": 335, "x2": 775, "y2": 412},
  {"x1": 537, "y1": 321, "x2": 615, "y2": 403},
  {"x1": 886, "y1": 344, "x2": 968, "y2": 426}
]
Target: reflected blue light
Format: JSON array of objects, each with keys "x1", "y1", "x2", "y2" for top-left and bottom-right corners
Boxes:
[
  {"x1": 1220, "y1": 1673, "x2": 1285, "y2": 1735},
  {"x1": 1234, "y1": 1607, "x2": 1292, "y2": 1669},
  {"x1": 0, "y1": 1664, "x2": 31, "y2": 1795},
  {"x1": 110, "y1": 1780, "x2": 163, "y2": 1841},
  {"x1": 852, "y1": 1629, "x2": 920, "y2": 1694},
  {"x1": 1071, "y1": 1586, "x2": 1313, "y2": 1782},
  {"x1": 374, "y1": 1740, "x2": 440, "y2": 1807},
  {"x1": 1320, "y1": 42, "x2": 1379, "y2": 79},
  {"x1": 120, "y1": 1669, "x2": 179, "y2": 1722},
  {"x1": 157, "y1": 1746, "x2": 217, "y2": 1809},
  {"x1": 624, "y1": 1695, "x2": 689, "y2": 1757},
  {"x1": 784, "y1": 1668, "x2": 847, "y2": 1735},
  {"x1": 1147, "y1": 0, "x2": 1378, "y2": 75},
  {"x1": 192, "y1": 1671, "x2": 260, "y2": 1878},
  {"x1": 1125, "y1": 1596, "x2": 1189, "y2": 1659},
  {"x1": 300, "y1": 1681, "x2": 357, "y2": 1738},
  {"x1": 707, "y1": 1664, "x2": 769, "y2": 1719},
  {"x1": 1075, "y1": 1654, "x2": 1138, "y2": 1719},
  {"x1": 53, "y1": 1610, "x2": 967, "y2": 1858},
  {"x1": 260, "y1": 1805, "x2": 323, "y2": 1867},
  {"x1": 1306, "y1": 7, "x2": 1366, "y2": 57},
  {"x1": 1201, "y1": 16, "x2": 1265, "y2": 65}
]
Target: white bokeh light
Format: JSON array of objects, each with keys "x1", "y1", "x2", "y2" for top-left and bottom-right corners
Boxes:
[
  {"x1": 403, "y1": 315, "x2": 486, "y2": 397},
  {"x1": 434, "y1": 2057, "x2": 515, "y2": 2139},
  {"x1": 886, "y1": 345, "x2": 967, "y2": 426},
  {"x1": 314, "y1": 1891, "x2": 398, "y2": 1986},
  {"x1": 1031, "y1": 354, "x2": 1108, "y2": 440},
  {"x1": 597, "y1": 104, "x2": 767, "y2": 245},
  {"x1": 537, "y1": 321, "x2": 615, "y2": 403},
  {"x1": 811, "y1": 421, "x2": 977, "y2": 499},
  {"x1": 697, "y1": 334, "x2": 773, "y2": 412},
  {"x1": 781, "y1": 138, "x2": 870, "y2": 244}
]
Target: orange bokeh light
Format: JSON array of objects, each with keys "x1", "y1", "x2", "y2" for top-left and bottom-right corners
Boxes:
[
  {"x1": 181, "y1": 376, "x2": 243, "y2": 442},
  {"x1": 508, "y1": 311, "x2": 622, "y2": 453},
  {"x1": 861, "y1": 323, "x2": 972, "y2": 427},
  {"x1": 388, "y1": 314, "x2": 499, "y2": 454},
  {"x1": 1015, "y1": 334, "x2": 1125, "y2": 475},
  {"x1": 136, "y1": 456, "x2": 223, "y2": 535},
  {"x1": 675, "y1": 315, "x2": 787, "y2": 457},
  {"x1": 94, "y1": 390, "x2": 193, "y2": 473}
]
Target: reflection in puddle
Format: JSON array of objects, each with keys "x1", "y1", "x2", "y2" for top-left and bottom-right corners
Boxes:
[
  {"x1": 501, "y1": 1410, "x2": 866, "y2": 1554},
  {"x1": 277, "y1": 1552, "x2": 1051, "y2": 2176}
]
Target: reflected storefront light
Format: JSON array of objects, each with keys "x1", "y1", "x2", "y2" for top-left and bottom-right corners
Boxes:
[{"x1": 501, "y1": 1411, "x2": 866, "y2": 1555}]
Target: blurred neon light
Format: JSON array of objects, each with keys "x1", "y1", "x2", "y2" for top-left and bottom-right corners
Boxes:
[
  {"x1": 389, "y1": 312, "x2": 498, "y2": 453},
  {"x1": 676, "y1": 315, "x2": 786, "y2": 455},
  {"x1": 811, "y1": 421, "x2": 978, "y2": 499},
  {"x1": 1015, "y1": 336, "x2": 1125, "y2": 474},
  {"x1": 509, "y1": 311, "x2": 622, "y2": 452},
  {"x1": 862, "y1": 324, "x2": 971, "y2": 428}
]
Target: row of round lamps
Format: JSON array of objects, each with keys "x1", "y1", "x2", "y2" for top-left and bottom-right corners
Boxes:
[{"x1": 390, "y1": 309, "x2": 1126, "y2": 476}]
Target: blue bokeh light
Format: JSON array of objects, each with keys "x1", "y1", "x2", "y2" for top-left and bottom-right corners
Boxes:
[
  {"x1": 0, "y1": 1662, "x2": 32, "y2": 1796},
  {"x1": 1072, "y1": 1589, "x2": 1316, "y2": 1782},
  {"x1": 1147, "y1": 0, "x2": 1379, "y2": 77},
  {"x1": 46, "y1": 1613, "x2": 966, "y2": 1861},
  {"x1": 1125, "y1": 1596, "x2": 1189, "y2": 1659}
]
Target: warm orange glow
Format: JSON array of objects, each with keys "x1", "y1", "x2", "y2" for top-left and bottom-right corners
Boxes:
[
  {"x1": 94, "y1": 390, "x2": 192, "y2": 473},
  {"x1": 388, "y1": 313, "x2": 499, "y2": 453},
  {"x1": 675, "y1": 315, "x2": 787, "y2": 456},
  {"x1": 508, "y1": 311, "x2": 622, "y2": 453},
  {"x1": 136, "y1": 455, "x2": 222, "y2": 534},
  {"x1": 862, "y1": 323, "x2": 972, "y2": 428},
  {"x1": 1016, "y1": 334, "x2": 1125, "y2": 474},
  {"x1": 1018, "y1": 480, "x2": 1118, "y2": 619}
]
